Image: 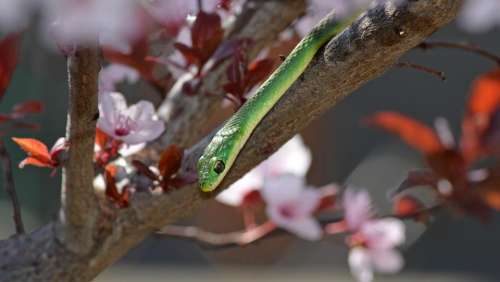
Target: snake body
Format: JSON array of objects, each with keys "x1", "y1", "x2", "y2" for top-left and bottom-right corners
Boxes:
[{"x1": 197, "y1": 13, "x2": 352, "y2": 192}]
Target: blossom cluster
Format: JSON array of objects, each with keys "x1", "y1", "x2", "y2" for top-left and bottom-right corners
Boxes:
[
  {"x1": 218, "y1": 136, "x2": 406, "y2": 282},
  {"x1": 0, "y1": 0, "x2": 213, "y2": 52}
]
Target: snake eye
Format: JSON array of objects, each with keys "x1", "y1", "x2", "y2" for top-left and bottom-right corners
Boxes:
[{"x1": 213, "y1": 160, "x2": 225, "y2": 174}]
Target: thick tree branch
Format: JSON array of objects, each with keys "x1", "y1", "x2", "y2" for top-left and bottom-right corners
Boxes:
[
  {"x1": 59, "y1": 48, "x2": 100, "y2": 254},
  {"x1": 157, "y1": 0, "x2": 307, "y2": 148},
  {"x1": 0, "y1": 1, "x2": 462, "y2": 281}
]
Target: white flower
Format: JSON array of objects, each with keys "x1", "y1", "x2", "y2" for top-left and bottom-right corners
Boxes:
[
  {"x1": 97, "y1": 92, "x2": 165, "y2": 145},
  {"x1": 261, "y1": 174, "x2": 322, "y2": 241},
  {"x1": 99, "y1": 64, "x2": 140, "y2": 93},
  {"x1": 343, "y1": 188, "x2": 405, "y2": 282},
  {"x1": 458, "y1": 0, "x2": 500, "y2": 33},
  {"x1": 216, "y1": 135, "x2": 311, "y2": 206}
]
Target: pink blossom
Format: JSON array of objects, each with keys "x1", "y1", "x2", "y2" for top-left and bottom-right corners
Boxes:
[
  {"x1": 458, "y1": 0, "x2": 500, "y2": 33},
  {"x1": 343, "y1": 189, "x2": 405, "y2": 282},
  {"x1": 97, "y1": 92, "x2": 165, "y2": 145},
  {"x1": 99, "y1": 64, "x2": 140, "y2": 93},
  {"x1": 216, "y1": 135, "x2": 311, "y2": 206},
  {"x1": 0, "y1": 0, "x2": 36, "y2": 32},
  {"x1": 41, "y1": 0, "x2": 141, "y2": 52},
  {"x1": 343, "y1": 189, "x2": 373, "y2": 231},
  {"x1": 261, "y1": 174, "x2": 322, "y2": 241}
]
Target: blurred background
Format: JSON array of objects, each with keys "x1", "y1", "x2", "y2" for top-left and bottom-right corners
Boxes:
[{"x1": 0, "y1": 0, "x2": 499, "y2": 281}]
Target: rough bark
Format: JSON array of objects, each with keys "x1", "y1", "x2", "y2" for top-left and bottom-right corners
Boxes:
[{"x1": 0, "y1": 1, "x2": 462, "y2": 281}]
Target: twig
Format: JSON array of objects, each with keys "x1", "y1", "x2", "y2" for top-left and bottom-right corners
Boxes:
[
  {"x1": 0, "y1": 141, "x2": 24, "y2": 234},
  {"x1": 158, "y1": 221, "x2": 276, "y2": 247},
  {"x1": 396, "y1": 61, "x2": 446, "y2": 81},
  {"x1": 418, "y1": 41, "x2": 500, "y2": 66}
]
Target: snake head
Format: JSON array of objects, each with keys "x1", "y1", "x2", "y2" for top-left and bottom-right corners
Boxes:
[{"x1": 197, "y1": 148, "x2": 229, "y2": 192}]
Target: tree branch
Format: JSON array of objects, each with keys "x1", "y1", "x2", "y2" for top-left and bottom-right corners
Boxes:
[
  {"x1": 0, "y1": 1, "x2": 462, "y2": 281},
  {"x1": 59, "y1": 47, "x2": 100, "y2": 254},
  {"x1": 0, "y1": 141, "x2": 24, "y2": 234}
]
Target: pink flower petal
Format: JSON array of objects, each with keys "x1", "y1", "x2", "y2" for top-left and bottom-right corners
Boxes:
[
  {"x1": 97, "y1": 92, "x2": 165, "y2": 145},
  {"x1": 370, "y1": 249, "x2": 404, "y2": 273},
  {"x1": 99, "y1": 64, "x2": 139, "y2": 93},
  {"x1": 261, "y1": 174, "x2": 306, "y2": 205},
  {"x1": 343, "y1": 189, "x2": 373, "y2": 231},
  {"x1": 216, "y1": 169, "x2": 263, "y2": 206},
  {"x1": 458, "y1": 0, "x2": 500, "y2": 33},
  {"x1": 120, "y1": 119, "x2": 165, "y2": 145},
  {"x1": 362, "y1": 218, "x2": 405, "y2": 250},
  {"x1": 216, "y1": 135, "x2": 312, "y2": 206},
  {"x1": 263, "y1": 136, "x2": 311, "y2": 177},
  {"x1": 268, "y1": 206, "x2": 322, "y2": 241}
]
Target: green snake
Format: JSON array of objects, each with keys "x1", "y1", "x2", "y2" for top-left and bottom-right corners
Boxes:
[{"x1": 197, "y1": 12, "x2": 353, "y2": 192}]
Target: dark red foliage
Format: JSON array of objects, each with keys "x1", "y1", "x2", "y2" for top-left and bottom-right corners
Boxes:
[
  {"x1": 174, "y1": 11, "x2": 224, "y2": 73},
  {"x1": 393, "y1": 195, "x2": 425, "y2": 217},
  {"x1": 10, "y1": 100, "x2": 43, "y2": 117},
  {"x1": 368, "y1": 69, "x2": 500, "y2": 219},
  {"x1": 104, "y1": 164, "x2": 130, "y2": 209},
  {"x1": 158, "y1": 144, "x2": 183, "y2": 179},
  {"x1": 103, "y1": 37, "x2": 171, "y2": 93},
  {"x1": 0, "y1": 100, "x2": 43, "y2": 133},
  {"x1": 223, "y1": 46, "x2": 276, "y2": 108},
  {"x1": 365, "y1": 112, "x2": 445, "y2": 154},
  {"x1": 461, "y1": 69, "x2": 500, "y2": 161},
  {"x1": 0, "y1": 33, "x2": 21, "y2": 101},
  {"x1": 217, "y1": 0, "x2": 232, "y2": 11},
  {"x1": 241, "y1": 190, "x2": 264, "y2": 208},
  {"x1": 94, "y1": 128, "x2": 123, "y2": 166},
  {"x1": 158, "y1": 144, "x2": 185, "y2": 191}
]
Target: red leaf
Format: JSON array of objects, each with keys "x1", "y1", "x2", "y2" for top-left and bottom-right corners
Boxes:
[
  {"x1": 0, "y1": 33, "x2": 21, "y2": 100},
  {"x1": 477, "y1": 166, "x2": 500, "y2": 210},
  {"x1": 468, "y1": 69, "x2": 500, "y2": 117},
  {"x1": 11, "y1": 100, "x2": 43, "y2": 116},
  {"x1": 191, "y1": 11, "x2": 224, "y2": 65},
  {"x1": 95, "y1": 128, "x2": 109, "y2": 151},
  {"x1": 158, "y1": 144, "x2": 183, "y2": 179},
  {"x1": 173, "y1": 42, "x2": 201, "y2": 67},
  {"x1": 104, "y1": 165, "x2": 130, "y2": 208},
  {"x1": 394, "y1": 169, "x2": 439, "y2": 194},
  {"x1": 19, "y1": 156, "x2": 54, "y2": 169},
  {"x1": 103, "y1": 37, "x2": 170, "y2": 92},
  {"x1": 394, "y1": 195, "x2": 425, "y2": 217},
  {"x1": 241, "y1": 190, "x2": 263, "y2": 208},
  {"x1": 0, "y1": 114, "x2": 11, "y2": 123},
  {"x1": 217, "y1": 0, "x2": 232, "y2": 11},
  {"x1": 210, "y1": 38, "x2": 252, "y2": 70},
  {"x1": 11, "y1": 137, "x2": 53, "y2": 166},
  {"x1": 366, "y1": 112, "x2": 445, "y2": 155},
  {"x1": 224, "y1": 51, "x2": 246, "y2": 97},
  {"x1": 245, "y1": 58, "x2": 275, "y2": 90}
]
